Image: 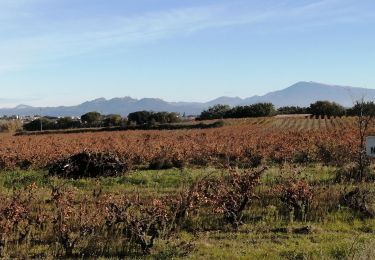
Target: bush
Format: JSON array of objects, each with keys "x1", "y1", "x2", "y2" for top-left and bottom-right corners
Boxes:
[
  {"x1": 340, "y1": 187, "x2": 375, "y2": 218},
  {"x1": 0, "y1": 120, "x2": 23, "y2": 133},
  {"x1": 148, "y1": 158, "x2": 185, "y2": 170},
  {"x1": 49, "y1": 152, "x2": 128, "y2": 178},
  {"x1": 241, "y1": 149, "x2": 263, "y2": 168},
  {"x1": 24, "y1": 118, "x2": 56, "y2": 131},
  {"x1": 194, "y1": 168, "x2": 266, "y2": 229},
  {"x1": 279, "y1": 179, "x2": 313, "y2": 221},
  {"x1": 335, "y1": 163, "x2": 375, "y2": 183},
  {"x1": 293, "y1": 151, "x2": 314, "y2": 164}
]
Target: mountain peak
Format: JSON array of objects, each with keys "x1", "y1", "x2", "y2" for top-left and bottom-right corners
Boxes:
[
  {"x1": 207, "y1": 96, "x2": 243, "y2": 107},
  {"x1": 15, "y1": 104, "x2": 33, "y2": 109},
  {"x1": 290, "y1": 81, "x2": 356, "y2": 90},
  {"x1": 242, "y1": 81, "x2": 373, "y2": 107},
  {"x1": 1, "y1": 82, "x2": 374, "y2": 117},
  {"x1": 289, "y1": 81, "x2": 330, "y2": 88},
  {"x1": 91, "y1": 98, "x2": 107, "y2": 103}
]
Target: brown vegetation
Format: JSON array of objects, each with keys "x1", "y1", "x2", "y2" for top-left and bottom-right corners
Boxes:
[{"x1": 0, "y1": 117, "x2": 361, "y2": 170}]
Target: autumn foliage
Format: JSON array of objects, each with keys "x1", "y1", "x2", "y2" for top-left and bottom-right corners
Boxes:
[{"x1": 0, "y1": 117, "x2": 360, "y2": 170}]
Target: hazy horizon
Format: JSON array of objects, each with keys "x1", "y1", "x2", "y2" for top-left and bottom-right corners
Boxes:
[
  {"x1": 0, "y1": 80, "x2": 354, "y2": 109},
  {"x1": 1, "y1": 0, "x2": 375, "y2": 107}
]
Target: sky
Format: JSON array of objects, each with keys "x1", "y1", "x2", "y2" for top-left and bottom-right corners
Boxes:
[{"x1": 0, "y1": 0, "x2": 375, "y2": 107}]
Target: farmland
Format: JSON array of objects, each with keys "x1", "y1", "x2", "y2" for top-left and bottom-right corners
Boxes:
[
  {"x1": 0, "y1": 116, "x2": 374, "y2": 259},
  {"x1": 0, "y1": 117, "x2": 360, "y2": 170}
]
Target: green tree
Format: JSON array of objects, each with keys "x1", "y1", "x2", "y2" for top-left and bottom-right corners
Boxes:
[
  {"x1": 199, "y1": 104, "x2": 231, "y2": 120},
  {"x1": 128, "y1": 111, "x2": 181, "y2": 125},
  {"x1": 277, "y1": 106, "x2": 309, "y2": 115},
  {"x1": 104, "y1": 114, "x2": 123, "y2": 127},
  {"x1": 57, "y1": 117, "x2": 81, "y2": 129},
  {"x1": 308, "y1": 101, "x2": 345, "y2": 117},
  {"x1": 199, "y1": 103, "x2": 275, "y2": 120},
  {"x1": 151, "y1": 112, "x2": 181, "y2": 124},
  {"x1": 347, "y1": 101, "x2": 375, "y2": 117},
  {"x1": 81, "y1": 112, "x2": 102, "y2": 125},
  {"x1": 24, "y1": 118, "x2": 55, "y2": 131},
  {"x1": 246, "y1": 103, "x2": 276, "y2": 117},
  {"x1": 128, "y1": 111, "x2": 152, "y2": 125}
]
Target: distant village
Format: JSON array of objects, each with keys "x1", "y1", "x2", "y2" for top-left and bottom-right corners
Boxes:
[{"x1": 1, "y1": 114, "x2": 81, "y2": 123}]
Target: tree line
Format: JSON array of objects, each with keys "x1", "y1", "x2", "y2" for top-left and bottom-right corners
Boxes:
[
  {"x1": 197, "y1": 100, "x2": 375, "y2": 120},
  {"x1": 24, "y1": 111, "x2": 181, "y2": 131},
  {"x1": 21, "y1": 100, "x2": 375, "y2": 131}
]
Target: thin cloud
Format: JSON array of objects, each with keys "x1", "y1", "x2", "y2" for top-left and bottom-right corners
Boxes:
[{"x1": 0, "y1": 0, "x2": 373, "y2": 73}]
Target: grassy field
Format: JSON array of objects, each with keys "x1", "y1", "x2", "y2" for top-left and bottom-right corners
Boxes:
[{"x1": 0, "y1": 166, "x2": 374, "y2": 259}]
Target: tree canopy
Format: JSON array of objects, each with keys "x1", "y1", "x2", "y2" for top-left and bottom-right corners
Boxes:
[
  {"x1": 277, "y1": 106, "x2": 309, "y2": 115},
  {"x1": 308, "y1": 101, "x2": 346, "y2": 117},
  {"x1": 81, "y1": 112, "x2": 102, "y2": 125},
  {"x1": 128, "y1": 111, "x2": 181, "y2": 125},
  {"x1": 198, "y1": 103, "x2": 275, "y2": 120},
  {"x1": 347, "y1": 101, "x2": 375, "y2": 117}
]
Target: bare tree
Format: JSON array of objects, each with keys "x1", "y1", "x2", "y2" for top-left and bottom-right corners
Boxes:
[{"x1": 350, "y1": 98, "x2": 375, "y2": 181}]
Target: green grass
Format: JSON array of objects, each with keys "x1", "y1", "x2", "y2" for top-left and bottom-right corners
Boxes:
[
  {"x1": 0, "y1": 165, "x2": 335, "y2": 192},
  {"x1": 0, "y1": 166, "x2": 374, "y2": 259}
]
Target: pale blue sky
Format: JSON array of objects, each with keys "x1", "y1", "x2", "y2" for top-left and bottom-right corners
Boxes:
[{"x1": 1, "y1": 0, "x2": 375, "y2": 107}]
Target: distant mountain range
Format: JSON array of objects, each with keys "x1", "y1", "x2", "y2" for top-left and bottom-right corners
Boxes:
[{"x1": 1, "y1": 81, "x2": 375, "y2": 117}]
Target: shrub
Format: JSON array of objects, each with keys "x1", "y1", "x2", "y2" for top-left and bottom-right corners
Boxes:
[
  {"x1": 0, "y1": 184, "x2": 37, "y2": 258},
  {"x1": 293, "y1": 151, "x2": 314, "y2": 164},
  {"x1": 195, "y1": 168, "x2": 266, "y2": 229},
  {"x1": 24, "y1": 118, "x2": 56, "y2": 131},
  {"x1": 148, "y1": 158, "x2": 185, "y2": 170},
  {"x1": 242, "y1": 149, "x2": 263, "y2": 168},
  {"x1": 0, "y1": 120, "x2": 23, "y2": 133},
  {"x1": 279, "y1": 179, "x2": 313, "y2": 221},
  {"x1": 198, "y1": 105, "x2": 231, "y2": 120},
  {"x1": 340, "y1": 187, "x2": 375, "y2": 218},
  {"x1": 334, "y1": 163, "x2": 375, "y2": 183},
  {"x1": 49, "y1": 152, "x2": 128, "y2": 178},
  {"x1": 16, "y1": 160, "x2": 32, "y2": 170}
]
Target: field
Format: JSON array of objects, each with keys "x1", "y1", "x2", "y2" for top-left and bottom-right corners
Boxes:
[
  {"x1": 0, "y1": 116, "x2": 374, "y2": 259},
  {"x1": 0, "y1": 117, "x2": 360, "y2": 169}
]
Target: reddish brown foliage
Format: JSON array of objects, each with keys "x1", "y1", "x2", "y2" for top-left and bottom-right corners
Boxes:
[
  {"x1": 194, "y1": 168, "x2": 266, "y2": 228},
  {"x1": 0, "y1": 119, "x2": 359, "y2": 169},
  {"x1": 279, "y1": 179, "x2": 313, "y2": 221}
]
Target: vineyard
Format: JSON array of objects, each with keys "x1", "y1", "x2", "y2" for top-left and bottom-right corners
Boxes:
[
  {"x1": 0, "y1": 117, "x2": 361, "y2": 170},
  {"x1": 0, "y1": 116, "x2": 374, "y2": 258}
]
